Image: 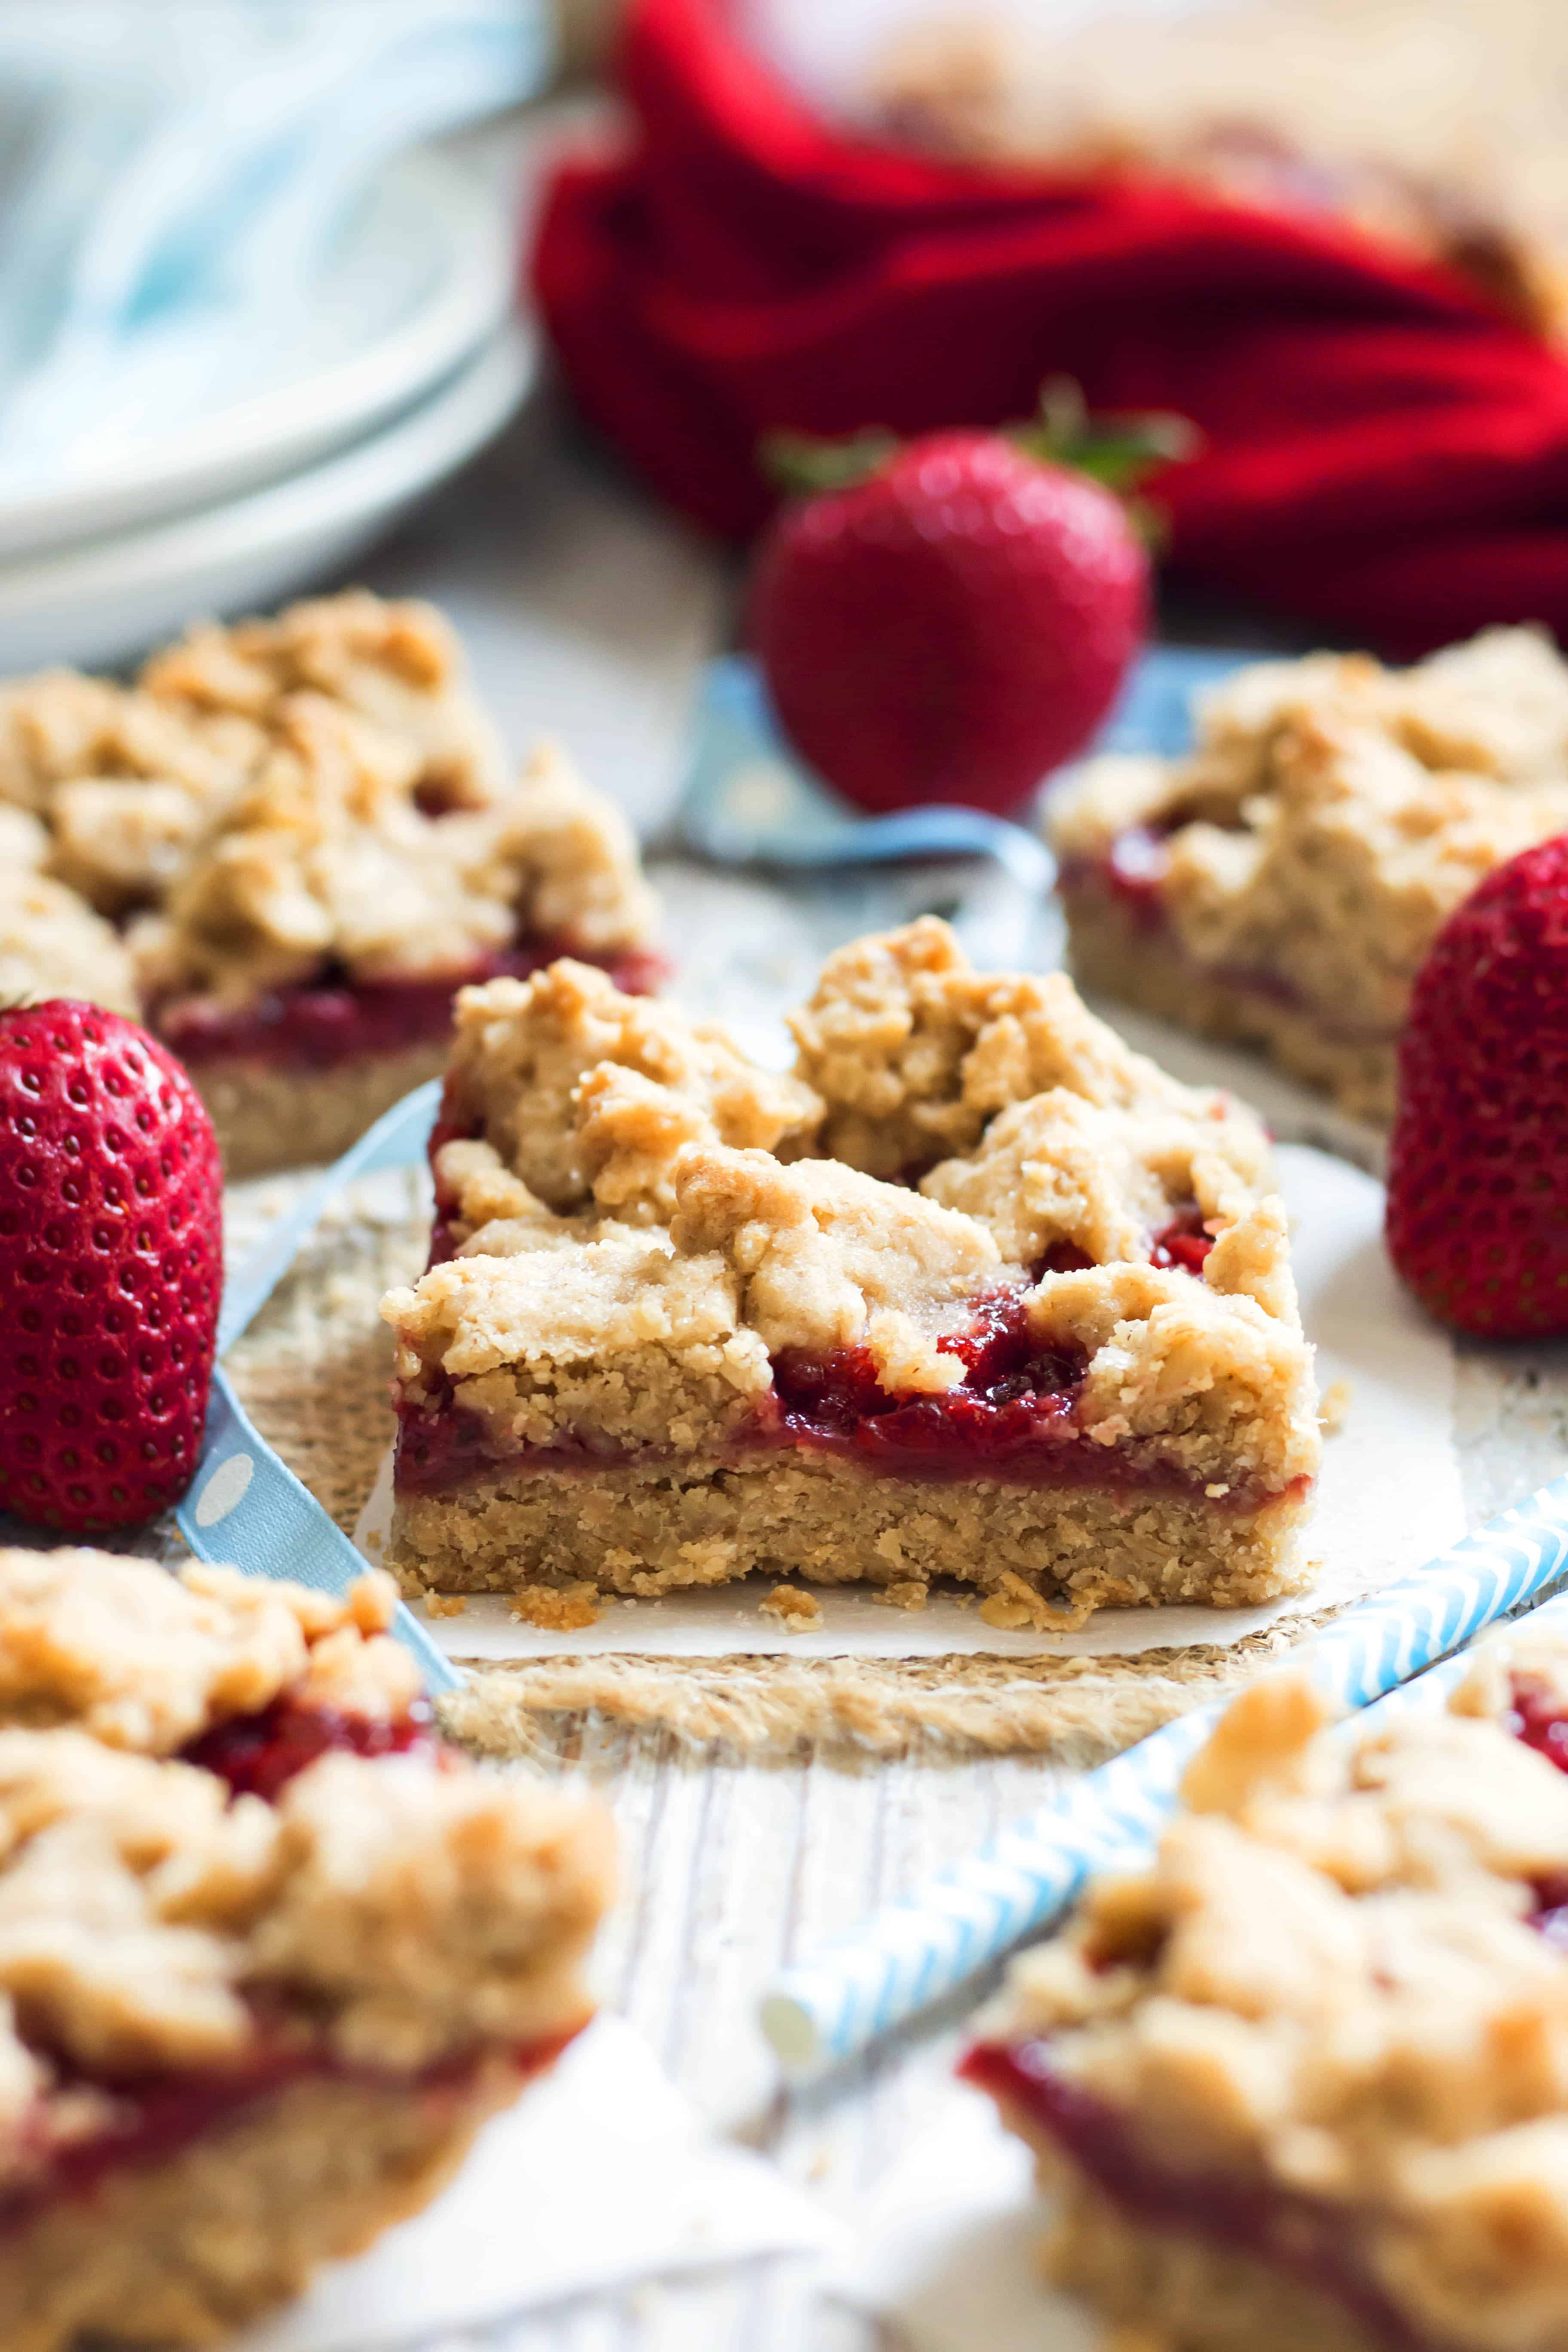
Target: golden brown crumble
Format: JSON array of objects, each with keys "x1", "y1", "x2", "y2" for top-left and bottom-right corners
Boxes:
[
  {"x1": 0, "y1": 1547, "x2": 611, "y2": 2177},
  {"x1": 1054, "y1": 628, "x2": 1568, "y2": 1118},
  {"x1": 385, "y1": 923, "x2": 1320, "y2": 1612},
  {"x1": 439, "y1": 959, "x2": 820, "y2": 1225},
  {"x1": 760, "y1": 1584, "x2": 825, "y2": 1633},
  {"x1": 671, "y1": 1145, "x2": 1008, "y2": 1393},
  {"x1": 980, "y1": 1631, "x2": 1568, "y2": 2352},
  {"x1": 0, "y1": 1550, "x2": 418, "y2": 1751},
  {"x1": 789, "y1": 915, "x2": 1217, "y2": 1180},
  {"x1": 0, "y1": 864, "x2": 137, "y2": 1018},
  {"x1": 509, "y1": 1583, "x2": 602, "y2": 1632},
  {"x1": 0, "y1": 590, "x2": 657, "y2": 1021}
]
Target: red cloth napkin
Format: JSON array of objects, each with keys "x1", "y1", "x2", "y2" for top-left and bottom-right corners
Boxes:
[{"x1": 533, "y1": 0, "x2": 1568, "y2": 656}]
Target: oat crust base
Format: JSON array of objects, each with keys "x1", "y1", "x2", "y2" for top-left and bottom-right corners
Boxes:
[
  {"x1": 998, "y1": 2110, "x2": 1384, "y2": 2352},
  {"x1": 389, "y1": 1451, "x2": 1313, "y2": 1616},
  {"x1": 195, "y1": 1040, "x2": 449, "y2": 1178},
  {"x1": 4, "y1": 2060, "x2": 521, "y2": 2352}
]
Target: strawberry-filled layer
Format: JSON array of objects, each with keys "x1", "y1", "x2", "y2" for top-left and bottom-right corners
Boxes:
[
  {"x1": 959, "y1": 2041, "x2": 1430, "y2": 2352},
  {"x1": 393, "y1": 1236, "x2": 1307, "y2": 1514},
  {"x1": 182, "y1": 1692, "x2": 439, "y2": 1802},
  {"x1": 0, "y1": 1687, "x2": 573, "y2": 2239},
  {"x1": 0, "y1": 2020, "x2": 578, "y2": 2245},
  {"x1": 156, "y1": 940, "x2": 667, "y2": 1072},
  {"x1": 961, "y1": 1677, "x2": 1568, "y2": 2352}
]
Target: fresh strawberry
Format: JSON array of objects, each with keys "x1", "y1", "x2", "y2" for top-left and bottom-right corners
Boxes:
[
  {"x1": 1386, "y1": 836, "x2": 1568, "y2": 1338},
  {"x1": 0, "y1": 1001, "x2": 222, "y2": 1532},
  {"x1": 748, "y1": 386, "x2": 1192, "y2": 817}
]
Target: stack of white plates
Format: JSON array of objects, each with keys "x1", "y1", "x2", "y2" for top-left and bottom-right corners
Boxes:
[{"x1": 0, "y1": 147, "x2": 534, "y2": 674}]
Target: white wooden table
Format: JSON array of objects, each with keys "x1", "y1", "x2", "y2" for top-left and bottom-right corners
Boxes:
[{"x1": 345, "y1": 374, "x2": 1568, "y2": 2352}]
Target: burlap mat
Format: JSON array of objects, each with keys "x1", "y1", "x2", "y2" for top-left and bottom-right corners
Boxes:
[{"x1": 223, "y1": 1167, "x2": 1337, "y2": 1764}]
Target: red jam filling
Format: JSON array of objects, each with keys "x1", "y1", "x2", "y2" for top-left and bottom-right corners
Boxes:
[
  {"x1": 0, "y1": 2024, "x2": 577, "y2": 2243},
  {"x1": 0, "y1": 1691, "x2": 572, "y2": 2239},
  {"x1": 1504, "y1": 1675, "x2": 1568, "y2": 1942},
  {"x1": 961, "y1": 1674, "x2": 1568, "y2": 2351},
  {"x1": 958, "y1": 2042, "x2": 1429, "y2": 2352},
  {"x1": 182, "y1": 1694, "x2": 438, "y2": 1804},
  {"x1": 766, "y1": 1286, "x2": 1086, "y2": 1478},
  {"x1": 1151, "y1": 1206, "x2": 1215, "y2": 1274},
  {"x1": 393, "y1": 1226, "x2": 1289, "y2": 1507},
  {"x1": 156, "y1": 940, "x2": 668, "y2": 1071}
]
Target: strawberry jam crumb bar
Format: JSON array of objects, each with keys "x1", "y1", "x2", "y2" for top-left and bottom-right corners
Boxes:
[
  {"x1": 381, "y1": 918, "x2": 1320, "y2": 1620},
  {"x1": 0, "y1": 1546, "x2": 611, "y2": 2351},
  {"x1": 1051, "y1": 627, "x2": 1568, "y2": 1121},
  {"x1": 964, "y1": 1630, "x2": 1568, "y2": 2352},
  {"x1": 0, "y1": 589, "x2": 662, "y2": 1176}
]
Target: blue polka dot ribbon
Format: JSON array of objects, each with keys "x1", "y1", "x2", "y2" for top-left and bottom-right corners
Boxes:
[{"x1": 176, "y1": 1080, "x2": 462, "y2": 1697}]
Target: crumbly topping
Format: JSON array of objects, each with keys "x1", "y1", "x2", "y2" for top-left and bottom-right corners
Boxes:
[
  {"x1": 788, "y1": 916, "x2": 1234, "y2": 1180},
  {"x1": 985, "y1": 1636, "x2": 1568, "y2": 2352},
  {"x1": 390, "y1": 922, "x2": 1319, "y2": 1504},
  {"x1": 386, "y1": 1229, "x2": 773, "y2": 1455},
  {"x1": 760, "y1": 1584, "x2": 825, "y2": 1632},
  {"x1": 0, "y1": 1550, "x2": 611, "y2": 2159},
  {"x1": 1025, "y1": 1210, "x2": 1314, "y2": 1492},
  {"x1": 672, "y1": 1144, "x2": 1006, "y2": 1393},
  {"x1": 922, "y1": 1088, "x2": 1269, "y2": 1270},
  {"x1": 439, "y1": 960, "x2": 821, "y2": 1224},
  {"x1": 0, "y1": 1550, "x2": 418, "y2": 1750},
  {"x1": 0, "y1": 865, "x2": 138, "y2": 1018},
  {"x1": 139, "y1": 589, "x2": 508, "y2": 807},
  {"x1": 132, "y1": 720, "x2": 658, "y2": 1011},
  {"x1": 1055, "y1": 629, "x2": 1568, "y2": 1050},
  {"x1": 0, "y1": 591, "x2": 657, "y2": 1018}
]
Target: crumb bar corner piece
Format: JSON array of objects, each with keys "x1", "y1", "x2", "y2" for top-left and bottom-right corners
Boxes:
[
  {"x1": 963, "y1": 1629, "x2": 1568, "y2": 2352},
  {"x1": 380, "y1": 916, "x2": 1321, "y2": 1624},
  {"x1": 0, "y1": 587, "x2": 663, "y2": 1179},
  {"x1": 0, "y1": 1545, "x2": 612, "y2": 2350},
  {"x1": 1050, "y1": 625, "x2": 1568, "y2": 1122}
]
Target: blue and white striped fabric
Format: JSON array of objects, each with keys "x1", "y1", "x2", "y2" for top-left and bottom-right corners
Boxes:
[{"x1": 761, "y1": 1480, "x2": 1568, "y2": 2073}]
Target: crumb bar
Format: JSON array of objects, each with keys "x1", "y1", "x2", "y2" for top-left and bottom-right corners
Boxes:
[
  {"x1": 380, "y1": 919, "x2": 1320, "y2": 1621},
  {"x1": 965, "y1": 1630, "x2": 1568, "y2": 2352},
  {"x1": 0, "y1": 590, "x2": 662, "y2": 1176},
  {"x1": 1050, "y1": 627, "x2": 1568, "y2": 1122},
  {"x1": 0, "y1": 1547, "x2": 612, "y2": 2350}
]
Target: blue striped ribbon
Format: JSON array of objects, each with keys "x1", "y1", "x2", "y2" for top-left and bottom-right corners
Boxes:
[{"x1": 761, "y1": 1477, "x2": 1568, "y2": 2073}]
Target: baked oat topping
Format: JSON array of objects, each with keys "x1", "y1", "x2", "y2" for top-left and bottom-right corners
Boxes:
[
  {"x1": 0, "y1": 867, "x2": 137, "y2": 1020},
  {"x1": 789, "y1": 915, "x2": 1205, "y2": 1179},
  {"x1": 1052, "y1": 628, "x2": 1568, "y2": 1118},
  {"x1": 438, "y1": 958, "x2": 821, "y2": 1224},
  {"x1": 0, "y1": 1547, "x2": 611, "y2": 2177},
  {"x1": 977, "y1": 1629, "x2": 1568, "y2": 2352},
  {"x1": 0, "y1": 591, "x2": 658, "y2": 1020}
]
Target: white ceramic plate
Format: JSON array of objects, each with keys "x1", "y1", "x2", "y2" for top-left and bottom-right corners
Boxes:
[
  {"x1": 0, "y1": 320, "x2": 535, "y2": 674},
  {"x1": 0, "y1": 149, "x2": 515, "y2": 563}
]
